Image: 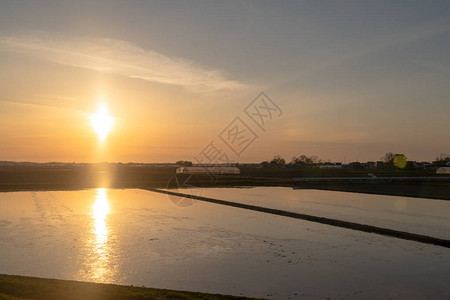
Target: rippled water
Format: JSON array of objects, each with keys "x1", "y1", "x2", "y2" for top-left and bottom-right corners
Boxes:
[{"x1": 0, "y1": 188, "x2": 448, "y2": 299}]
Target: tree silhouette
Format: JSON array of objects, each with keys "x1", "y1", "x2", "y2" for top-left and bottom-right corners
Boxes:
[
  {"x1": 291, "y1": 155, "x2": 319, "y2": 165},
  {"x1": 270, "y1": 155, "x2": 285, "y2": 167},
  {"x1": 436, "y1": 154, "x2": 450, "y2": 162}
]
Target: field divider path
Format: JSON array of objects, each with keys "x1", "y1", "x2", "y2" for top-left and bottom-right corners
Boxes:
[{"x1": 145, "y1": 188, "x2": 450, "y2": 248}]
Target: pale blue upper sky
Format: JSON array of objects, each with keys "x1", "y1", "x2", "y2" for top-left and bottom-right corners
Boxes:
[{"x1": 0, "y1": 1, "x2": 449, "y2": 162}]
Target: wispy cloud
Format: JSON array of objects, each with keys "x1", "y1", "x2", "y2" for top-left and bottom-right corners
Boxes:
[
  {"x1": 0, "y1": 98, "x2": 84, "y2": 113},
  {"x1": 0, "y1": 34, "x2": 246, "y2": 92}
]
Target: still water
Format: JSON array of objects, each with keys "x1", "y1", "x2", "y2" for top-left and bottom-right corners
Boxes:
[
  {"x1": 199, "y1": 187, "x2": 450, "y2": 240},
  {"x1": 0, "y1": 188, "x2": 448, "y2": 299}
]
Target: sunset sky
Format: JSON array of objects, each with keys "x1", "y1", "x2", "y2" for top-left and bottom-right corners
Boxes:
[{"x1": 1, "y1": 1, "x2": 449, "y2": 163}]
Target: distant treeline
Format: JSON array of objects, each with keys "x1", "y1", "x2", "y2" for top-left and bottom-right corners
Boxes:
[
  {"x1": 261, "y1": 153, "x2": 450, "y2": 169},
  {"x1": 1, "y1": 153, "x2": 449, "y2": 170}
]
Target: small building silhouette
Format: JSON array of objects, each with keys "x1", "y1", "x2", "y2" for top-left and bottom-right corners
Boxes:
[
  {"x1": 176, "y1": 166, "x2": 240, "y2": 175},
  {"x1": 436, "y1": 167, "x2": 450, "y2": 174}
]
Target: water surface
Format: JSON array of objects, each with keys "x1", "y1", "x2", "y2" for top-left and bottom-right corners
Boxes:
[
  {"x1": 0, "y1": 188, "x2": 448, "y2": 299},
  {"x1": 198, "y1": 187, "x2": 450, "y2": 239}
]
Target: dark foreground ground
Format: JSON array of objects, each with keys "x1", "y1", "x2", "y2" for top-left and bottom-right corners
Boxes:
[
  {"x1": 0, "y1": 164, "x2": 449, "y2": 200},
  {"x1": 0, "y1": 274, "x2": 259, "y2": 300}
]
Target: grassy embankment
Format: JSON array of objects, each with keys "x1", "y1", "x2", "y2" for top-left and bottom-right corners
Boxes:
[{"x1": 0, "y1": 274, "x2": 259, "y2": 300}]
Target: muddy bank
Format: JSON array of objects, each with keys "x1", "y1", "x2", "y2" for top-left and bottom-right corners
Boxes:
[
  {"x1": 0, "y1": 165, "x2": 448, "y2": 200},
  {"x1": 294, "y1": 182, "x2": 450, "y2": 200}
]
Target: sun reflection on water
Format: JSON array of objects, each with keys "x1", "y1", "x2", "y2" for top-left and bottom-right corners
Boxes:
[
  {"x1": 93, "y1": 188, "x2": 110, "y2": 247},
  {"x1": 78, "y1": 188, "x2": 117, "y2": 282},
  {"x1": 91, "y1": 188, "x2": 111, "y2": 280}
]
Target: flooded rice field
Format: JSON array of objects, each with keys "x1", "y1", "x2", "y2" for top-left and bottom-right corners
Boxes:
[{"x1": 0, "y1": 188, "x2": 448, "y2": 299}]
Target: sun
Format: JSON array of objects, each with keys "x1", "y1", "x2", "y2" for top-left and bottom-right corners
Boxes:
[{"x1": 90, "y1": 104, "x2": 114, "y2": 141}]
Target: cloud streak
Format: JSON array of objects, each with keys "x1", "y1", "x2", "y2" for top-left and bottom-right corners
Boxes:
[{"x1": 0, "y1": 34, "x2": 246, "y2": 92}]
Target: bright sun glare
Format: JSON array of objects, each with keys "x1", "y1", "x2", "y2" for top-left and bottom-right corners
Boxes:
[{"x1": 90, "y1": 104, "x2": 114, "y2": 141}]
